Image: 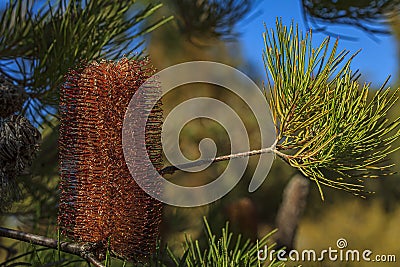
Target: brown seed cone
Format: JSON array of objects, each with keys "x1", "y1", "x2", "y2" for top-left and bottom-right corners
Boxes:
[
  {"x1": 0, "y1": 115, "x2": 41, "y2": 212},
  {"x1": 0, "y1": 76, "x2": 27, "y2": 118},
  {"x1": 58, "y1": 58, "x2": 163, "y2": 260}
]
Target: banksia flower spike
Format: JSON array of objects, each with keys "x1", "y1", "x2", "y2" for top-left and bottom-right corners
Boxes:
[{"x1": 58, "y1": 58, "x2": 163, "y2": 260}]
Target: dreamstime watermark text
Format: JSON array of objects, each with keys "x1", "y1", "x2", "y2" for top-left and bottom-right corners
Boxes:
[
  {"x1": 258, "y1": 238, "x2": 396, "y2": 263},
  {"x1": 123, "y1": 61, "x2": 276, "y2": 207}
]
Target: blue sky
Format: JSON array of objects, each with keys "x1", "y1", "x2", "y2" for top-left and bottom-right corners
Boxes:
[
  {"x1": 1, "y1": 1, "x2": 397, "y2": 87},
  {"x1": 238, "y1": 1, "x2": 398, "y2": 87}
]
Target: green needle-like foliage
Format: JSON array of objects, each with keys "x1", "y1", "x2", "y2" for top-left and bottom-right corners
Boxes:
[
  {"x1": 263, "y1": 20, "x2": 400, "y2": 199},
  {"x1": 168, "y1": 217, "x2": 283, "y2": 267},
  {"x1": 301, "y1": 0, "x2": 400, "y2": 36},
  {"x1": 0, "y1": 0, "x2": 172, "y2": 125},
  {"x1": 168, "y1": 0, "x2": 255, "y2": 41}
]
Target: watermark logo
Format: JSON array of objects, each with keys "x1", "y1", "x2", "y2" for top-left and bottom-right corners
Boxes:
[
  {"x1": 336, "y1": 238, "x2": 347, "y2": 249},
  {"x1": 258, "y1": 238, "x2": 396, "y2": 263},
  {"x1": 122, "y1": 61, "x2": 276, "y2": 207}
]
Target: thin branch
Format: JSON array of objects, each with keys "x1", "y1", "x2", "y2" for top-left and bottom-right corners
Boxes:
[
  {"x1": 0, "y1": 227, "x2": 105, "y2": 267},
  {"x1": 1, "y1": 248, "x2": 51, "y2": 265},
  {"x1": 0, "y1": 243, "x2": 17, "y2": 259},
  {"x1": 86, "y1": 255, "x2": 105, "y2": 267},
  {"x1": 160, "y1": 139, "x2": 287, "y2": 175}
]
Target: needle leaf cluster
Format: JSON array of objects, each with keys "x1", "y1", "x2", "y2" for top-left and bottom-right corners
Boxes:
[
  {"x1": 0, "y1": 0, "x2": 172, "y2": 125},
  {"x1": 263, "y1": 20, "x2": 400, "y2": 198}
]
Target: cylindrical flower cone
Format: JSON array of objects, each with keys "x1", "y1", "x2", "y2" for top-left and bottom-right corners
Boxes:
[{"x1": 58, "y1": 58, "x2": 163, "y2": 260}]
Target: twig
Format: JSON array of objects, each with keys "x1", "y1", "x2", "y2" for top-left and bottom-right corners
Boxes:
[
  {"x1": 2, "y1": 248, "x2": 51, "y2": 266},
  {"x1": 86, "y1": 254, "x2": 105, "y2": 267},
  {"x1": 0, "y1": 227, "x2": 105, "y2": 267},
  {"x1": 0, "y1": 243, "x2": 17, "y2": 259},
  {"x1": 160, "y1": 139, "x2": 288, "y2": 175}
]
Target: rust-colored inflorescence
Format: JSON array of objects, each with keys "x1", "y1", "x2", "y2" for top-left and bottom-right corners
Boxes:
[{"x1": 58, "y1": 58, "x2": 163, "y2": 260}]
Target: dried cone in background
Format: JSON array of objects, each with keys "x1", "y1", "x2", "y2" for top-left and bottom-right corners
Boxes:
[
  {"x1": 0, "y1": 115, "x2": 41, "y2": 212},
  {"x1": 58, "y1": 58, "x2": 163, "y2": 260},
  {"x1": 225, "y1": 197, "x2": 258, "y2": 240},
  {"x1": 0, "y1": 75, "x2": 27, "y2": 118},
  {"x1": 275, "y1": 174, "x2": 310, "y2": 251}
]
